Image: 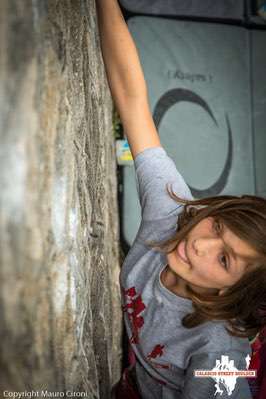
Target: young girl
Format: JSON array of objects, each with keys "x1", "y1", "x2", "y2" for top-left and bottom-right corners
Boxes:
[{"x1": 96, "y1": 1, "x2": 266, "y2": 398}]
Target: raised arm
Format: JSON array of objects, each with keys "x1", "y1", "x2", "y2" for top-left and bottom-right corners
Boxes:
[{"x1": 96, "y1": 0, "x2": 162, "y2": 159}]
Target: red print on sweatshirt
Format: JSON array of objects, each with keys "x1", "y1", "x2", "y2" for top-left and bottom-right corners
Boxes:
[
  {"x1": 122, "y1": 286, "x2": 146, "y2": 344},
  {"x1": 147, "y1": 344, "x2": 165, "y2": 360},
  {"x1": 147, "y1": 344, "x2": 170, "y2": 371}
]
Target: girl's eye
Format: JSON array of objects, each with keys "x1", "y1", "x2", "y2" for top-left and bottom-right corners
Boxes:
[{"x1": 219, "y1": 254, "x2": 229, "y2": 270}]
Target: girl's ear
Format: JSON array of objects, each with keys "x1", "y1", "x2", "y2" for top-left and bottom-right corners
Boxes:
[{"x1": 218, "y1": 288, "x2": 228, "y2": 296}]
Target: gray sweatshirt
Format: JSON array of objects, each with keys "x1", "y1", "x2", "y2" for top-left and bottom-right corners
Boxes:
[{"x1": 120, "y1": 146, "x2": 253, "y2": 399}]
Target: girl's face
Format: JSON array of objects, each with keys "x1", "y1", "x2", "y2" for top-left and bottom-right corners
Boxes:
[{"x1": 166, "y1": 216, "x2": 259, "y2": 295}]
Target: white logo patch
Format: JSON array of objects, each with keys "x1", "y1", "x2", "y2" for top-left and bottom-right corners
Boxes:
[{"x1": 194, "y1": 354, "x2": 256, "y2": 396}]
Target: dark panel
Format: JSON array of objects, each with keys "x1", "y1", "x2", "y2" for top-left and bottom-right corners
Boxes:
[
  {"x1": 251, "y1": 30, "x2": 266, "y2": 197},
  {"x1": 120, "y1": 0, "x2": 244, "y2": 20},
  {"x1": 122, "y1": 17, "x2": 253, "y2": 246}
]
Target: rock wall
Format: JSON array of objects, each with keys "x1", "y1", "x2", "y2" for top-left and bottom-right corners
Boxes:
[{"x1": 0, "y1": 1, "x2": 122, "y2": 397}]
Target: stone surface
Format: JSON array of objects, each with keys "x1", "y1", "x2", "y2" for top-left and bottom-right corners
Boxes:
[{"x1": 0, "y1": 1, "x2": 122, "y2": 397}]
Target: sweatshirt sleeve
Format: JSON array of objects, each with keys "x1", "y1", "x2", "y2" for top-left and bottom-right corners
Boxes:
[
  {"x1": 134, "y1": 146, "x2": 193, "y2": 221},
  {"x1": 181, "y1": 350, "x2": 253, "y2": 399}
]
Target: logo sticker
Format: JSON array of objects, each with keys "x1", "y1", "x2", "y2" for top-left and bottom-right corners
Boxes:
[{"x1": 194, "y1": 354, "x2": 256, "y2": 396}]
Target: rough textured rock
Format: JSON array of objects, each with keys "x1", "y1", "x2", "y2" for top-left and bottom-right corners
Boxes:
[{"x1": 0, "y1": 0, "x2": 122, "y2": 397}]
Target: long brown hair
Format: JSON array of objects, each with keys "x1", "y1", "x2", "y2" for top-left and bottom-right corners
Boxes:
[{"x1": 146, "y1": 183, "x2": 266, "y2": 339}]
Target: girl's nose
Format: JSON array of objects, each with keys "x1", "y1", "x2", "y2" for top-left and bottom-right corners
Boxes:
[{"x1": 193, "y1": 238, "x2": 220, "y2": 257}]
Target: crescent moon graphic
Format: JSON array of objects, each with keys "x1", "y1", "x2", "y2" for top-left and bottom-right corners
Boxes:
[{"x1": 153, "y1": 88, "x2": 233, "y2": 198}]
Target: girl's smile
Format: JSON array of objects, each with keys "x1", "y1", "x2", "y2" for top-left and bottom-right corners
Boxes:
[{"x1": 176, "y1": 240, "x2": 190, "y2": 265}]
